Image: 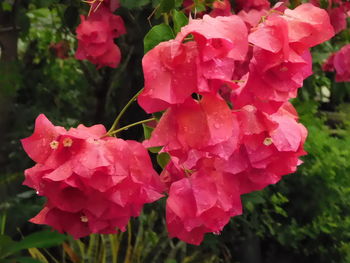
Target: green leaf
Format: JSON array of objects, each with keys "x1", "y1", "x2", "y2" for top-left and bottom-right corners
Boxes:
[
  {"x1": 172, "y1": 9, "x2": 188, "y2": 33},
  {"x1": 142, "y1": 124, "x2": 154, "y2": 140},
  {"x1": 8, "y1": 231, "x2": 66, "y2": 254},
  {"x1": 144, "y1": 24, "x2": 175, "y2": 53},
  {"x1": 16, "y1": 257, "x2": 43, "y2": 263},
  {"x1": 158, "y1": 0, "x2": 175, "y2": 13},
  {"x1": 175, "y1": 0, "x2": 184, "y2": 8},
  {"x1": 148, "y1": 146, "x2": 162, "y2": 154},
  {"x1": 1, "y1": 2, "x2": 12, "y2": 11},
  {"x1": 0, "y1": 235, "x2": 16, "y2": 258},
  {"x1": 157, "y1": 152, "x2": 170, "y2": 168},
  {"x1": 242, "y1": 192, "x2": 265, "y2": 205},
  {"x1": 120, "y1": 0, "x2": 151, "y2": 9}
]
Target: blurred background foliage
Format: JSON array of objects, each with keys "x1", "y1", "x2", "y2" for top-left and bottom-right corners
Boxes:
[{"x1": 0, "y1": 0, "x2": 350, "y2": 262}]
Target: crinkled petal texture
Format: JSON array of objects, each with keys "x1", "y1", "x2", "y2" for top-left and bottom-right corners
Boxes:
[
  {"x1": 210, "y1": 0, "x2": 232, "y2": 17},
  {"x1": 138, "y1": 15, "x2": 248, "y2": 113},
  {"x1": 144, "y1": 94, "x2": 239, "y2": 167},
  {"x1": 333, "y1": 44, "x2": 350, "y2": 82},
  {"x1": 234, "y1": 0, "x2": 270, "y2": 11},
  {"x1": 217, "y1": 104, "x2": 307, "y2": 194},
  {"x1": 137, "y1": 3, "x2": 334, "y2": 246},
  {"x1": 166, "y1": 168, "x2": 242, "y2": 245},
  {"x1": 231, "y1": 6, "x2": 334, "y2": 113},
  {"x1": 22, "y1": 114, "x2": 163, "y2": 239},
  {"x1": 75, "y1": 5, "x2": 125, "y2": 68},
  {"x1": 283, "y1": 3, "x2": 334, "y2": 52}
]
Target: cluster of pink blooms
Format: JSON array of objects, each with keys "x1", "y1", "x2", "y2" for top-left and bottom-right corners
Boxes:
[
  {"x1": 310, "y1": 0, "x2": 350, "y2": 34},
  {"x1": 323, "y1": 44, "x2": 350, "y2": 82},
  {"x1": 138, "y1": 3, "x2": 334, "y2": 244},
  {"x1": 22, "y1": 1, "x2": 337, "y2": 245},
  {"x1": 21, "y1": 114, "x2": 163, "y2": 238},
  {"x1": 75, "y1": 0, "x2": 126, "y2": 68}
]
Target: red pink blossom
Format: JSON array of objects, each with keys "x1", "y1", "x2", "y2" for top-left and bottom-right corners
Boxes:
[
  {"x1": 22, "y1": 114, "x2": 163, "y2": 238},
  {"x1": 138, "y1": 15, "x2": 248, "y2": 113},
  {"x1": 23, "y1": 2, "x2": 337, "y2": 245},
  {"x1": 323, "y1": 44, "x2": 350, "y2": 82},
  {"x1": 75, "y1": 5, "x2": 126, "y2": 68}
]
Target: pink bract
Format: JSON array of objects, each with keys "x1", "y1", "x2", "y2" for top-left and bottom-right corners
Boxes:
[
  {"x1": 75, "y1": 5, "x2": 126, "y2": 68},
  {"x1": 143, "y1": 94, "x2": 239, "y2": 167},
  {"x1": 166, "y1": 168, "x2": 242, "y2": 245},
  {"x1": 22, "y1": 114, "x2": 163, "y2": 238},
  {"x1": 234, "y1": 0, "x2": 270, "y2": 11},
  {"x1": 138, "y1": 15, "x2": 248, "y2": 113},
  {"x1": 333, "y1": 44, "x2": 350, "y2": 82}
]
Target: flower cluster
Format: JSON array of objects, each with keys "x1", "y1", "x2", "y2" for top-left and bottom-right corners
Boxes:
[
  {"x1": 21, "y1": 114, "x2": 163, "y2": 238},
  {"x1": 22, "y1": 1, "x2": 337, "y2": 245},
  {"x1": 138, "y1": 3, "x2": 334, "y2": 244},
  {"x1": 310, "y1": 0, "x2": 350, "y2": 34},
  {"x1": 75, "y1": 0, "x2": 126, "y2": 68},
  {"x1": 323, "y1": 44, "x2": 350, "y2": 82}
]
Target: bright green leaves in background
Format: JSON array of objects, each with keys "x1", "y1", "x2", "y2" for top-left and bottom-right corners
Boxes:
[{"x1": 0, "y1": 231, "x2": 66, "y2": 263}]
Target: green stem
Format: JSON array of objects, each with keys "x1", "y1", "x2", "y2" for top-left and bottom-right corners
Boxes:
[
  {"x1": 107, "y1": 118, "x2": 156, "y2": 136},
  {"x1": 0, "y1": 213, "x2": 6, "y2": 235},
  {"x1": 107, "y1": 88, "x2": 144, "y2": 134},
  {"x1": 163, "y1": 13, "x2": 169, "y2": 25}
]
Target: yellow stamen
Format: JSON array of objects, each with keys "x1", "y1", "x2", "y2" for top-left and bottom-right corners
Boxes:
[
  {"x1": 50, "y1": 140, "x2": 59, "y2": 150},
  {"x1": 263, "y1": 137, "x2": 273, "y2": 146},
  {"x1": 80, "y1": 216, "x2": 88, "y2": 223},
  {"x1": 63, "y1": 137, "x2": 73, "y2": 147}
]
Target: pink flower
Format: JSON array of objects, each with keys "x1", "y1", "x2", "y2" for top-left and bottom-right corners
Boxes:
[
  {"x1": 323, "y1": 44, "x2": 350, "y2": 82},
  {"x1": 22, "y1": 114, "x2": 163, "y2": 239},
  {"x1": 75, "y1": 5, "x2": 126, "y2": 68},
  {"x1": 329, "y1": 6, "x2": 347, "y2": 34},
  {"x1": 283, "y1": 3, "x2": 334, "y2": 52},
  {"x1": 231, "y1": 4, "x2": 335, "y2": 112},
  {"x1": 234, "y1": 0, "x2": 270, "y2": 11},
  {"x1": 166, "y1": 167, "x2": 242, "y2": 245},
  {"x1": 322, "y1": 53, "x2": 335, "y2": 72},
  {"x1": 333, "y1": 44, "x2": 350, "y2": 82},
  {"x1": 210, "y1": 0, "x2": 232, "y2": 17},
  {"x1": 217, "y1": 104, "x2": 307, "y2": 194},
  {"x1": 143, "y1": 94, "x2": 239, "y2": 167},
  {"x1": 238, "y1": 9, "x2": 268, "y2": 29},
  {"x1": 138, "y1": 15, "x2": 248, "y2": 113}
]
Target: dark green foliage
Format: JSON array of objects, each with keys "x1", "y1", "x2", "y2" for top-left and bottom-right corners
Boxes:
[{"x1": 0, "y1": 0, "x2": 350, "y2": 262}]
